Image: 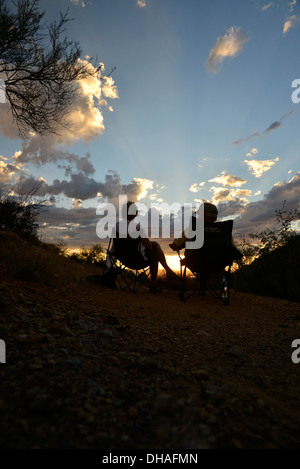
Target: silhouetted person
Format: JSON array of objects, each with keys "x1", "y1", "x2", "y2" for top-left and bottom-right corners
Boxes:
[{"x1": 113, "y1": 201, "x2": 178, "y2": 293}]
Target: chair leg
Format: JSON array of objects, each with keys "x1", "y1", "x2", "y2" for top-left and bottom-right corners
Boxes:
[
  {"x1": 179, "y1": 265, "x2": 186, "y2": 301},
  {"x1": 118, "y1": 266, "x2": 151, "y2": 293},
  {"x1": 220, "y1": 267, "x2": 230, "y2": 305}
]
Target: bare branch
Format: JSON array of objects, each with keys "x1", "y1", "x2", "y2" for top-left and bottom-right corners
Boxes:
[{"x1": 0, "y1": 0, "x2": 99, "y2": 137}]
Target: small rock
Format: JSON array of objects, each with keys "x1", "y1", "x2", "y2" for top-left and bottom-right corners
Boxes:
[
  {"x1": 104, "y1": 315, "x2": 119, "y2": 326},
  {"x1": 138, "y1": 361, "x2": 158, "y2": 375},
  {"x1": 86, "y1": 379, "x2": 106, "y2": 396},
  {"x1": 61, "y1": 357, "x2": 81, "y2": 366},
  {"x1": 194, "y1": 369, "x2": 209, "y2": 380},
  {"x1": 99, "y1": 329, "x2": 113, "y2": 337}
]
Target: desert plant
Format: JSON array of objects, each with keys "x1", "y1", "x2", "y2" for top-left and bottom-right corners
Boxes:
[
  {"x1": 236, "y1": 201, "x2": 300, "y2": 264},
  {"x1": 68, "y1": 244, "x2": 104, "y2": 265},
  {"x1": 0, "y1": 188, "x2": 45, "y2": 243}
]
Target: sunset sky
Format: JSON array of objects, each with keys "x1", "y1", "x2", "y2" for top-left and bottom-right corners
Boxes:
[{"x1": 0, "y1": 0, "x2": 300, "y2": 250}]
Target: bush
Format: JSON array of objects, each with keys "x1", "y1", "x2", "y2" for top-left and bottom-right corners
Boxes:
[
  {"x1": 0, "y1": 192, "x2": 44, "y2": 244},
  {"x1": 67, "y1": 244, "x2": 104, "y2": 266},
  {"x1": 237, "y1": 202, "x2": 300, "y2": 264}
]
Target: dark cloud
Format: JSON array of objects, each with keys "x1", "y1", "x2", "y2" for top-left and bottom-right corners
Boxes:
[
  {"x1": 14, "y1": 169, "x2": 144, "y2": 202},
  {"x1": 218, "y1": 172, "x2": 300, "y2": 236},
  {"x1": 232, "y1": 109, "x2": 294, "y2": 145},
  {"x1": 38, "y1": 205, "x2": 101, "y2": 248},
  {"x1": 232, "y1": 132, "x2": 261, "y2": 145},
  {"x1": 264, "y1": 121, "x2": 281, "y2": 133},
  {"x1": 15, "y1": 143, "x2": 96, "y2": 176},
  {"x1": 11, "y1": 171, "x2": 300, "y2": 249}
]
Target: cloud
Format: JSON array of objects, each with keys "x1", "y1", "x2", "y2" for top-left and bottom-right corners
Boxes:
[
  {"x1": 210, "y1": 186, "x2": 251, "y2": 204},
  {"x1": 232, "y1": 110, "x2": 293, "y2": 144},
  {"x1": 13, "y1": 170, "x2": 154, "y2": 203},
  {"x1": 264, "y1": 121, "x2": 281, "y2": 133},
  {"x1": 244, "y1": 157, "x2": 279, "y2": 178},
  {"x1": 72, "y1": 199, "x2": 83, "y2": 208},
  {"x1": 283, "y1": 14, "x2": 300, "y2": 34},
  {"x1": 261, "y1": 2, "x2": 273, "y2": 11},
  {"x1": 133, "y1": 178, "x2": 154, "y2": 200},
  {"x1": 16, "y1": 173, "x2": 300, "y2": 249},
  {"x1": 1, "y1": 59, "x2": 112, "y2": 142},
  {"x1": 220, "y1": 172, "x2": 300, "y2": 235},
  {"x1": 37, "y1": 205, "x2": 101, "y2": 248},
  {"x1": 8, "y1": 60, "x2": 118, "y2": 176},
  {"x1": 189, "y1": 182, "x2": 205, "y2": 193},
  {"x1": 69, "y1": 0, "x2": 86, "y2": 7},
  {"x1": 3, "y1": 59, "x2": 117, "y2": 144},
  {"x1": 0, "y1": 160, "x2": 21, "y2": 184},
  {"x1": 232, "y1": 132, "x2": 261, "y2": 145},
  {"x1": 0, "y1": 103, "x2": 22, "y2": 139},
  {"x1": 101, "y1": 75, "x2": 119, "y2": 100},
  {"x1": 14, "y1": 145, "x2": 96, "y2": 176},
  {"x1": 263, "y1": 110, "x2": 294, "y2": 134},
  {"x1": 246, "y1": 148, "x2": 259, "y2": 157},
  {"x1": 137, "y1": 0, "x2": 147, "y2": 7},
  {"x1": 208, "y1": 171, "x2": 247, "y2": 187},
  {"x1": 205, "y1": 26, "x2": 249, "y2": 74},
  {"x1": 18, "y1": 173, "x2": 155, "y2": 248}
]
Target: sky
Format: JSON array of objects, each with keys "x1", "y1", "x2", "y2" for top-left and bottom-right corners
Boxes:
[{"x1": 1, "y1": 0, "x2": 300, "y2": 252}]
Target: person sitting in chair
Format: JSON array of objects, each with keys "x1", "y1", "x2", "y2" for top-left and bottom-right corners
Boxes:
[
  {"x1": 169, "y1": 202, "x2": 219, "y2": 252},
  {"x1": 169, "y1": 202, "x2": 240, "y2": 295},
  {"x1": 112, "y1": 201, "x2": 178, "y2": 293}
]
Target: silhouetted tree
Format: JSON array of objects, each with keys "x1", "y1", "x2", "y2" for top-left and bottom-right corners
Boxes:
[
  {"x1": 0, "y1": 0, "x2": 98, "y2": 137},
  {"x1": 237, "y1": 201, "x2": 300, "y2": 264},
  {"x1": 0, "y1": 182, "x2": 45, "y2": 243}
]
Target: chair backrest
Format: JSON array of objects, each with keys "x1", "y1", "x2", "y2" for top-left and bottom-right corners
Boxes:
[
  {"x1": 184, "y1": 220, "x2": 235, "y2": 273},
  {"x1": 111, "y1": 222, "x2": 147, "y2": 270}
]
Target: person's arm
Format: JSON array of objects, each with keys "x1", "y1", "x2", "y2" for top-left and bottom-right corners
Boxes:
[
  {"x1": 170, "y1": 216, "x2": 195, "y2": 251},
  {"x1": 169, "y1": 231, "x2": 188, "y2": 251}
]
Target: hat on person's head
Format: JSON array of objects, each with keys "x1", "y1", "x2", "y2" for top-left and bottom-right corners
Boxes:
[{"x1": 204, "y1": 202, "x2": 218, "y2": 221}]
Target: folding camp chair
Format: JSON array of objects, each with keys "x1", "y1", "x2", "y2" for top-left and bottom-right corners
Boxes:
[
  {"x1": 103, "y1": 235, "x2": 151, "y2": 293},
  {"x1": 178, "y1": 220, "x2": 242, "y2": 305}
]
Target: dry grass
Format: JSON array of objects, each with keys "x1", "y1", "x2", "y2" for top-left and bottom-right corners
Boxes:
[{"x1": 0, "y1": 231, "x2": 103, "y2": 287}]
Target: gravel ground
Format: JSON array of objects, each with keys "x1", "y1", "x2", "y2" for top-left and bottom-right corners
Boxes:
[{"x1": 1, "y1": 264, "x2": 300, "y2": 449}]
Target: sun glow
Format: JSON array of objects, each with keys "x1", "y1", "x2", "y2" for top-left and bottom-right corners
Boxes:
[{"x1": 159, "y1": 254, "x2": 181, "y2": 273}]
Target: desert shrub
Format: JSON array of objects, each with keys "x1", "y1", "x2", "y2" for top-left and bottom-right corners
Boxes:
[
  {"x1": 0, "y1": 192, "x2": 44, "y2": 244},
  {"x1": 68, "y1": 244, "x2": 104, "y2": 266},
  {"x1": 237, "y1": 202, "x2": 300, "y2": 264}
]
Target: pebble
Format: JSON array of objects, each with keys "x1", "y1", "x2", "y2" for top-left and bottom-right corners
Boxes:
[
  {"x1": 61, "y1": 357, "x2": 81, "y2": 366},
  {"x1": 104, "y1": 315, "x2": 119, "y2": 326}
]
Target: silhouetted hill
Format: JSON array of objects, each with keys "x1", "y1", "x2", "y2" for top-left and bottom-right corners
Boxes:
[{"x1": 234, "y1": 235, "x2": 300, "y2": 302}]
